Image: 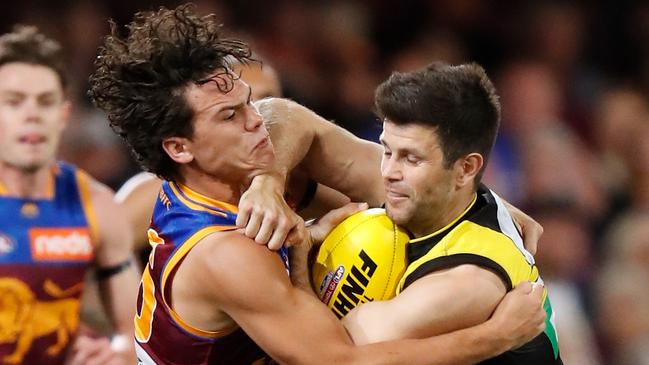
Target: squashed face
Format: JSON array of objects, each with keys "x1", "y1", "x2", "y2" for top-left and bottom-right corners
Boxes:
[
  {"x1": 183, "y1": 74, "x2": 275, "y2": 183},
  {"x1": 0, "y1": 63, "x2": 68, "y2": 172},
  {"x1": 380, "y1": 120, "x2": 456, "y2": 236}
]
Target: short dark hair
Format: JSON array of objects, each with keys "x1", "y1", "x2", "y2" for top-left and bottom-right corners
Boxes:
[
  {"x1": 375, "y1": 62, "x2": 500, "y2": 184},
  {"x1": 0, "y1": 25, "x2": 67, "y2": 89},
  {"x1": 88, "y1": 4, "x2": 252, "y2": 180}
]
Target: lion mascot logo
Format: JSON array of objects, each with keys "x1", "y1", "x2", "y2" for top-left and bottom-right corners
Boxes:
[{"x1": 0, "y1": 278, "x2": 82, "y2": 364}]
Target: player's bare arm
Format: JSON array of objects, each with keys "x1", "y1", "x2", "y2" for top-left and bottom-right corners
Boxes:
[
  {"x1": 342, "y1": 264, "x2": 506, "y2": 344},
  {"x1": 114, "y1": 172, "x2": 160, "y2": 250},
  {"x1": 257, "y1": 97, "x2": 385, "y2": 207},
  {"x1": 171, "y1": 230, "x2": 544, "y2": 365},
  {"x1": 502, "y1": 199, "x2": 543, "y2": 255},
  {"x1": 69, "y1": 176, "x2": 139, "y2": 365}
]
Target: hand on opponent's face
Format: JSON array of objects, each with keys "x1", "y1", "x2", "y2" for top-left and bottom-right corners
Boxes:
[{"x1": 236, "y1": 173, "x2": 305, "y2": 250}]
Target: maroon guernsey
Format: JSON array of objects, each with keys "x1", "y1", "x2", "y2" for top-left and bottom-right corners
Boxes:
[{"x1": 134, "y1": 181, "x2": 289, "y2": 364}]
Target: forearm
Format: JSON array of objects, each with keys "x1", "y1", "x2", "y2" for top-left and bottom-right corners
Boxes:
[
  {"x1": 298, "y1": 183, "x2": 351, "y2": 220},
  {"x1": 348, "y1": 321, "x2": 507, "y2": 365},
  {"x1": 256, "y1": 98, "x2": 316, "y2": 186},
  {"x1": 302, "y1": 128, "x2": 384, "y2": 206},
  {"x1": 98, "y1": 264, "x2": 139, "y2": 334},
  {"x1": 96, "y1": 266, "x2": 139, "y2": 364},
  {"x1": 289, "y1": 243, "x2": 315, "y2": 293},
  {"x1": 257, "y1": 98, "x2": 384, "y2": 206}
]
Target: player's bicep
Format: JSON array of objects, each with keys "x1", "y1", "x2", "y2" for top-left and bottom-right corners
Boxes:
[
  {"x1": 342, "y1": 294, "x2": 411, "y2": 345},
  {"x1": 207, "y1": 236, "x2": 352, "y2": 364},
  {"x1": 305, "y1": 128, "x2": 384, "y2": 206},
  {"x1": 258, "y1": 97, "x2": 384, "y2": 206},
  {"x1": 344, "y1": 264, "x2": 506, "y2": 344},
  {"x1": 87, "y1": 179, "x2": 140, "y2": 338},
  {"x1": 90, "y1": 181, "x2": 134, "y2": 266}
]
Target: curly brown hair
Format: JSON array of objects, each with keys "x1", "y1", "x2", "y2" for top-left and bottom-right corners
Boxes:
[
  {"x1": 0, "y1": 25, "x2": 67, "y2": 89},
  {"x1": 88, "y1": 4, "x2": 252, "y2": 180}
]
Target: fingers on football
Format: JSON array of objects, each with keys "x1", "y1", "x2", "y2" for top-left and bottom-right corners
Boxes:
[{"x1": 323, "y1": 202, "x2": 369, "y2": 227}]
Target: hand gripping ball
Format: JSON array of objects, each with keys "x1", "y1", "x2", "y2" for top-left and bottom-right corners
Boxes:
[{"x1": 311, "y1": 208, "x2": 409, "y2": 318}]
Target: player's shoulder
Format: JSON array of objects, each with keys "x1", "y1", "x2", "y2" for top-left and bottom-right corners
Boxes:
[
  {"x1": 85, "y1": 173, "x2": 117, "y2": 203},
  {"x1": 58, "y1": 163, "x2": 116, "y2": 205},
  {"x1": 191, "y1": 230, "x2": 286, "y2": 278},
  {"x1": 115, "y1": 172, "x2": 161, "y2": 203},
  {"x1": 195, "y1": 230, "x2": 277, "y2": 260}
]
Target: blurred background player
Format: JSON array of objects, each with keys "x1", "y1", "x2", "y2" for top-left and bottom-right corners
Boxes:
[
  {"x1": 89, "y1": 5, "x2": 546, "y2": 364},
  {"x1": 0, "y1": 26, "x2": 139, "y2": 364}
]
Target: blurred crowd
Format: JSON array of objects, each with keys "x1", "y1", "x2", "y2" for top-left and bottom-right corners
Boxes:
[{"x1": 3, "y1": 0, "x2": 649, "y2": 364}]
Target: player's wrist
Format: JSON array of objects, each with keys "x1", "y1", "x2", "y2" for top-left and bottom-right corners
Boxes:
[
  {"x1": 250, "y1": 170, "x2": 287, "y2": 194},
  {"x1": 478, "y1": 319, "x2": 513, "y2": 356}
]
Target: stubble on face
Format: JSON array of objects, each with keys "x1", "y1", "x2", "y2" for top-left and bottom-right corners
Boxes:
[
  {"x1": 381, "y1": 120, "x2": 459, "y2": 237},
  {"x1": 386, "y1": 169, "x2": 455, "y2": 236}
]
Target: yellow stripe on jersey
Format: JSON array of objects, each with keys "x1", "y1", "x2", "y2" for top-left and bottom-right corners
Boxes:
[
  {"x1": 46, "y1": 164, "x2": 59, "y2": 199},
  {"x1": 398, "y1": 220, "x2": 538, "y2": 294},
  {"x1": 168, "y1": 182, "x2": 230, "y2": 217},
  {"x1": 160, "y1": 225, "x2": 237, "y2": 338},
  {"x1": 410, "y1": 193, "x2": 477, "y2": 244},
  {"x1": 177, "y1": 182, "x2": 239, "y2": 213},
  {"x1": 76, "y1": 169, "x2": 100, "y2": 247}
]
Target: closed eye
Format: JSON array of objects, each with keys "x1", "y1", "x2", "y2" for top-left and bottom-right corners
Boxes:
[{"x1": 406, "y1": 154, "x2": 421, "y2": 164}]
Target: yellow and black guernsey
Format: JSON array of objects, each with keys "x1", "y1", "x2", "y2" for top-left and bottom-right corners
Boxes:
[{"x1": 397, "y1": 185, "x2": 562, "y2": 364}]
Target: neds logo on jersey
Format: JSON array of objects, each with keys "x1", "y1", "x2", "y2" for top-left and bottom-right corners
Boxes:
[{"x1": 29, "y1": 228, "x2": 93, "y2": 261}]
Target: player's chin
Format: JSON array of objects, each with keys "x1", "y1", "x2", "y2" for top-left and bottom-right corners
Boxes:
[
  {"x1": 385, "y1": 206, "x2": 411, "y2": 227},
  {"x1": 251, "y1": 146, "x2": 275, "y2": 164},
  {"x1": 13, "y1": 157, "x2": 48, "y2": 173}
]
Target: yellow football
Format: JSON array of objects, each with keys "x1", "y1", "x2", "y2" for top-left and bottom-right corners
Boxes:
[{"x1": 311, "y1": 208, "x2": 409, "y2": 318}]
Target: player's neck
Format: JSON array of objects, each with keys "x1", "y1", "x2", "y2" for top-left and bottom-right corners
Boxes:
[
  {"x1": 0, "y1": 162, "x2": 54, "y2": 199},
  {"x1": 440, "y1": 189, "x2": 477, "y2": 228},
  {"x1": 411, "y1": 189, "x2": 477, "y2": 238},
  {"x1": 176, "y1": 169, "x2": 242, "y2": 206}
]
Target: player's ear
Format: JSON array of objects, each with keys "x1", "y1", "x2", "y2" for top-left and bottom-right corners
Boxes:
[
  {"x1": 162, "y1": 137, "x2": 194, "y2": 164},
  {"x1": 454, "y1": 153, "x2": 483, "y2": 188}
]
